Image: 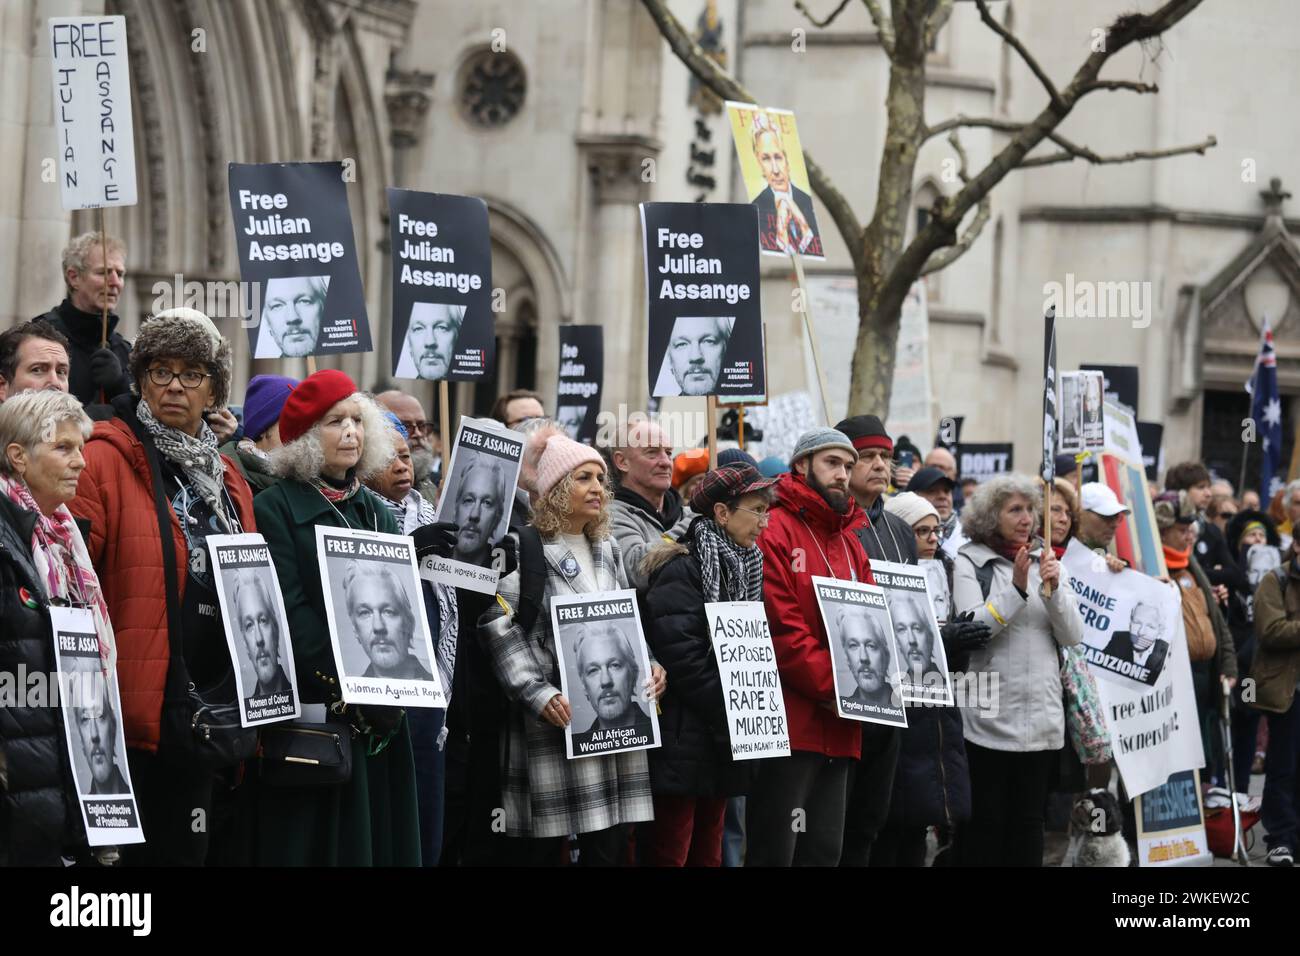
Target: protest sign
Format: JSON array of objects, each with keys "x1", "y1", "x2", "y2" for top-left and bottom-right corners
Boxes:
[
  {"x1": 1082, "y1": 363, "x2": 1139, "y2": 419},
  {"x1": 705, "y1": 601, "x2": 790, "y2": 760},
  {"x1": 1062, "y1": 539, "x2": 1203, "y2": 796},
  {"x1": 885, "y1": 281, "x2": 934, "y2": 448},
  {"x1": 50, "y1": 607, "x2": 144, "y2": 847},
  {"x1": 812, "y1": 576, "x2": 908, "y2": 727},
  {"x1": 1099, "y1": 452, "x2": 1165, "y2": 575},
  {"x1": 387, "y1": 188, "x2": 494, "y2": 382},
  {"x1": 1134, "y1": 769, "x2": 1212, "y2": 867},
  {"x1": 1136, "y1": 421, "x2": 1165, "y2": 482},
  {"x1": 316, "y1": 527, "x2": 445, "y2": 708},
  {"x1": 208, "y1": 533, "x2": 301, "y2": 727},
  {"x1": 551, "y1": 590, "x2": 661, "y2": 759},
  {"x1": 1042, "y1": 308, "x2": 1058, "y2": 482},
  {"x1": 870, "y1": 561, "x2": 953, "y2": 705},
  {"x1": 228, "y1": 162, "x2": 370, "y2": 359},
  {"x1": 1059, "y1": 370, "x2": 1106, "y2": 454},
  {"x1": 424, "y1": 417, "x2": 524, "y2": 594},
  {"x1": 641, "y1": 202, "x2": 765, "y2": 399},
  {"x1": 1103, "y1": 400, "x2": 1143, "y2": 465},
  {"x1": 49, "y1": 16, "x2": 137, "y2": 209},
  {"x1": 556, "y1": 325, "x2": 603, "y2": 444},
  {"x1": 724, "y1": 102, "x2": 824, "y2": 259},
  {"x1": 958, "y1": 443, "x2": 1013, "y2": 484},
  {"x1": 920, "y1": 558, "x2": 952, "y2": 624}
]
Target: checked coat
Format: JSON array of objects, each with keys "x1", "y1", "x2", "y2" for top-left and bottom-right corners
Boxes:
[{"x1": 479, "y1": 532, "x2": 655, "y2": 839}]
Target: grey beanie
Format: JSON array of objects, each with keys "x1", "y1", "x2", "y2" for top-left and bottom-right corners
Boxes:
[{"x1": 790, "y1": 427, "x2": 858, "y2": 467}]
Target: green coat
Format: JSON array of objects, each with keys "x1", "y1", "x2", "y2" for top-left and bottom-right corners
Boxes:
[
  {"x1": 250, "y1": 478, "x2": 421, "y2": 866},
  {"x1": 219, "y1": 439, "x2": 280, "y2": 495}
]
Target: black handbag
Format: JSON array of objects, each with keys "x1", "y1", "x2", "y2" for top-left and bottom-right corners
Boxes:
[
  {"x1": 258, "y1": 717, "x2": 353, "y2": 787},
  {"x1": 137, "y1": 414, "x2": 258, "y2": 771}
]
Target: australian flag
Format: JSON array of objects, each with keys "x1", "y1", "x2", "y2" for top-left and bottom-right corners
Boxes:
[{"x1": 1247, "y1": 317, "x2": 1282, "y2": 500}]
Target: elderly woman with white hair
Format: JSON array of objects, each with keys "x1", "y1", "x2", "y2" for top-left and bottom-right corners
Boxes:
[
  {"x1": 0, "y1": 390, "x2": 113, "y2": 864},
  {"x1": 70, "y1": 308, "x2": 258, "y2": 866},
  {"x1": 952, "y1": 474, "x2": 1083, "y2": 867},
  {"x1": 251, "y1": 369, "x2": 421, "y2": 866}
]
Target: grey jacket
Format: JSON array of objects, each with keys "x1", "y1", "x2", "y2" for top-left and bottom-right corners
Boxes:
[
  {"x1": 611, "y1": 496, "x2": 694, "y2": 592},
  {"x1": 953, "y1": 541, "x2": 1084, "y2": 752}
]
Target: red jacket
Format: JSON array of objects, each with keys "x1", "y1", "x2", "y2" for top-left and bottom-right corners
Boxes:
[
  {"x1": 70, "y1": 415, "x2": 256, "y2": 752},
  {"x1": 758, "y1": 472, "x2": 873, "y2": 758}
]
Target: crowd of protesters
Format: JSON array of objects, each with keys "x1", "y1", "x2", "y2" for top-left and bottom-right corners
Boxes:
[{"x1": 2, "y1": 232, "x2": 1299, "y2": 868}]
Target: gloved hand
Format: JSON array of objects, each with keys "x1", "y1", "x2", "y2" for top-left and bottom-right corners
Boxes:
[
  {"x1": 89, "y1": 348, "x2": 127, "y2": 395},
  {"x1": 941, "y1": 611, "x2": 992, "y2": 654},
  {"x1": 412, "y1": 521, "x2": 459, "y2": 560},
  {"x1": 353, "y1": 705, "x2": 403, "y2": 738}
]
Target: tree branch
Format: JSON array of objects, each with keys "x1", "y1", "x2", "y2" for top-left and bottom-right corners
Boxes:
[
  {"x1": 639, "y1": 0, "x2": 865, "y2": 263},
  {"x1": 924, "y1": 0, "x2": 955, "y2": 51},
  {"x1": 974, "y1": 0, "x2": 1065, "y2": 114},
  {"x1": 793, "y1": 0, "x2": 853, "y2": 29},
  {"x1": 920, "y1": 131, "x2": 991, "y2": 275},
  {"x1": 1017, "y1": 133, "x2": 1217, "y2": 169},
  {"x1": 860, "y1": 0, "x2": 895, "y2": 58},
  {"x1": 924, "y1": 113, "x2": 1025, "y2": 140},
  {"x1": 1082, "y1": 78, "x2": 1160, "y2": 94}
]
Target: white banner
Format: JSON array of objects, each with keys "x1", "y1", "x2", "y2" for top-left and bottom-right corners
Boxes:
[
  {"x1": 705, "y1": 601, "x2": 790, "y2": 760},
  {"x1": 49, "y1": 16, "x2": 138, "y2": 209},
  {"x1": 1062, "y1": 539, "x2": 1204, "y2": 796}
]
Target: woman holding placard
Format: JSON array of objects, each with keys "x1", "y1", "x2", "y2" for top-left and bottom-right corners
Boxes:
[
  {"x1": 252, "y1": 369, "x2": 421, "y2": 866},
  {"x1": 952, "y1": 474, "x2": 1083, "y2": 866},
  {"x1": 639, "y1": 463, "x2": 776, "y2": 867},
  {"x1": 480, "y1": 434, "x2": 666, "y2": 865},
  {"x1": 0, "y1": 390, "x2": 110, "y2": 865}
]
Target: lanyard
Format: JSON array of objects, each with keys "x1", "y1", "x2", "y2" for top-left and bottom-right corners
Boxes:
[{"x1": 797, "y1": 517, "x2": 857, "y2": 582}]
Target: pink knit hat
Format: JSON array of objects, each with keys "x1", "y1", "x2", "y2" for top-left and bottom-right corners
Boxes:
[{"x1": 536, "y1": 435, "x2": 605, "y2": 498}]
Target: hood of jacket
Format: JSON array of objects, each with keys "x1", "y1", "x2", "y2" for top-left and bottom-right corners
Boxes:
[{"x1": 772, "y1": 471, "x2": 867, "y2": 539}]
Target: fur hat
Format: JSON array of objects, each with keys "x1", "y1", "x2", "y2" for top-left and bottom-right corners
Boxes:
[{"x1": 130, "y1": 308, "x2": 233, "y2": 407}]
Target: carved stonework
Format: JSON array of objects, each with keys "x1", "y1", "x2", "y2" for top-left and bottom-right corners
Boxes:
[
  {"x1": 120, "y1": 2, "x2": 167, "y2": 262},
  {"x1": 580, "y1": 136, "x2": 660, "y2": 205},
  {"x1": 386, "y1": 68, "x2": 434, "y2": 148},
  {"x1": 459, "y1": 49, "x2": 526, "y2": 128}
]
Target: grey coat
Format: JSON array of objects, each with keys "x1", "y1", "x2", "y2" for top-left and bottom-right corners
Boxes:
[
  {"x1": 610, "y1": 496, "x2": 694, "y2": 592},
  {"x1": 953, "y1": 541, "x2": 1084, "y2": 752}
]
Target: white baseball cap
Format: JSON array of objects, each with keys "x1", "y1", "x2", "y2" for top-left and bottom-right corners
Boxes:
[{"x1": 1081, "y1": 481, "x2": 1130, "y2": 517}]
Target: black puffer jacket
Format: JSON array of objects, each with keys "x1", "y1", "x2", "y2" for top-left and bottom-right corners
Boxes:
[
  {"x1": 0, "y1": 494, "x2": 81, "y2": 865},
  {"x1": 642, "y1": 519, "x2": 756, "y2": 798}
]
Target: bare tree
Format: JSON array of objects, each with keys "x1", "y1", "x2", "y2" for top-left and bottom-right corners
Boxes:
[{"x1": 641, "y1": 0, "x2": 1216, "y2": 416}]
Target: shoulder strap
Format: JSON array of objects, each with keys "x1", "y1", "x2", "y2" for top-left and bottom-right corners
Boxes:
[
  {"x1": 514, "y1": 525, "x2": 547, "y2": 635},
  {"x1": 975, "y1": 560, "x2": 996, "y2": 601}
]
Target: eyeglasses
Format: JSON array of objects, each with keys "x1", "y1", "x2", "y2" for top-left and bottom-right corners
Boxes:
[
  {"x1": 400, "y1": 419, "x2": 434, "y2": 437},
  {"x1": 147, "y1": 367, "x2": 211, "y2": 389},
  {"x1": 733, "y1": 506, "x2": 770, "y2": 522},
  {"x1": 507, "y1": 415, "x2": 542, "y2": 430},
  {"x1": 914, "y1": 526, "x2": 940, "y2": 539}
]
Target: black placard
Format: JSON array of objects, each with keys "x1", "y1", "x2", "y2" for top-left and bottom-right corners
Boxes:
[
  {"x1": 958, "y1": 443, "x2": 1014, "y2": 484},
  {"x1": 229, "y1": 162, "x2": 370, "y2": 358},
  {"x1": 1137, "y1": 421, "x2": 1164, "y2": 481},
  {"x1": 557, "y1": 326, "x2": 603, "y2": 445},
  {"x1": 641, "y1": 202, "x2": 764, "y2": 399},
  {"x1": 388, "y1": 188, "x2": 494, "y2": 382}
]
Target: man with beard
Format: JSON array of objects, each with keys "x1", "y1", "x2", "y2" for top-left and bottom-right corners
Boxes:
[
  {"x1": 1102, "y1": 601, "x2": 1169, "y2": 684},
  {"x1": 233, "y1": 571, "x2": 291, "y2": 696},
  {"x1": 749, "y1": 117, "x2": 822, "y2": 257},
  {"x1": 73, "y1": 668, "x2": 130, "y2": 795},
  {"x1": 449, "y1": 455, "x2": 506, "y2": 567},
  {"x1": 258, "y1": 275, "x2": 327, "y2": 358},
  {"x1": 401, "y1": 303, "x2": 464, "y2": 380},
  {"x1": 376, "y1": 388, "x2": 441, "y2": 497},
  {"x1": 344, "y1": 562, "x2": 433, "y2": 681},
  {"x1": 572, "y1": 624, "x2": 652, "y2": 741},
  {"x1": 661, "y1": 316, "x2": 733, "y2": 397},
  {"x1": 610, "y1": 418, "x2": 695, "y2": 592},
  {"x1": 746, "y1": 427, "x2": 870, "y2": 866},
  {"x1": 837, "y1": 608, "x2": 897, "y2": 710},
  {"x1": 891, "y1": 593, "x2": 942, "y2": 688}
]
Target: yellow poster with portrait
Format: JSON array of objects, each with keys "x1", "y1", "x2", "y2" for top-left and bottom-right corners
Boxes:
[{"x1": 725, "y1": 101, "x2": 825, "y2": 260}]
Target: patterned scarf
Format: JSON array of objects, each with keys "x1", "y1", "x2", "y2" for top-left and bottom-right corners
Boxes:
[
  {"x1": 136, "y1": 399, "x2": 232, "y2": 533},
  {"x1": 381, "y1": 488, "x2": 438, "y2": 534},
  {"x1": 694, "y1": 518, "x2": 764, "y2": 603},
  {"x1": 312, "y1": 475, "x2": 362, "y2": 503},
  {"x1": 0, "y1": 473, "x2": 116, "y2": 672}
]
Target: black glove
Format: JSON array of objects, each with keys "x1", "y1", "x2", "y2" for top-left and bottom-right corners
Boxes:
[
  {"x1": 494, "y1": 533, "x2": 519, "y2": 578},
  {"x1": 941, "y1": 612, "x2": 992, "y2": 654},
  {"x1": 412, "y1": 521, "x2": 459, "y2": 560},
  {"x1": 353, "y1": 705, "x2": 403, "y2": 737},
  {"x1": 89, "y1": 348, "x2": 127, "y2": 395}
]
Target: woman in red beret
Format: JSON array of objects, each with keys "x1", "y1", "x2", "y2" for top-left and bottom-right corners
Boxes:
[{"x1": 250, "y1": 369, "x2": 422, "y2": 865}]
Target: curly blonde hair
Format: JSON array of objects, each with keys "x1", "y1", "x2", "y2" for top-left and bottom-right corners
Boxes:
[{"x1": 531, "y1": 468, "x2": 613, "y2": 540}]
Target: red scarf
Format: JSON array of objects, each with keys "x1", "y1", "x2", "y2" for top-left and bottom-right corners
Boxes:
[
  {"x1": 1052, "y1": 544, "x2": 1067, "y2": 559},
  {"x1": 1163, "y1": 543, "x2": 1190, "y2": 571},
  {"x1": 993, "y1": 538, "x2": 1030, "y2": 562}
]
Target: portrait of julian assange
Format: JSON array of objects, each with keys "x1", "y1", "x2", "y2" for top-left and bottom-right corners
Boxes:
[
  {"x1": 230, "y1": 568, "x2": 292, "y2": 698},
  {"x1": 395, "y1": 302, "x2": 465, "y2": 381},
  {"x1": 748, "y1": 111, "x2": 823, "y2": 257},
  {"x1": 888, "y1": 590, "x2": 946, "y2": 689},
  {"x1": 335, "y1": 559, "x2": 434, "y2": 682},
  {"x1": 833, "y1": 605, "x2": 900, "y2": 712},
  {"x1": 652, "y1": 315, "x2": 735, "y2": 398},
  {"x1": 568, "y1": 621, "x2": 654, "y2": 740},
  {"x1": 255, "y1": 275, "x2": 329, "y2": 359},
  {"x1": 68, "y1": 665, "x2": 131, "y2": 796},
  {"x1": 442, "y1": 448, "x2": 510, "y2": 568}
]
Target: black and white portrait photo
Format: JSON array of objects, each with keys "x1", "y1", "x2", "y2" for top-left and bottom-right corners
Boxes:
[
  {"x1": 1101, "y1": 601, "x2": 1170, "y2": 687},
  {"x1": 556, "y1": 404, "x2": 588, "y2": 441},
  {"x1": 1081, "y1": 370, "x2": 1105, "y2": 448},
  {"x1": 254, "y1": 275, "x2": 329, "y2": 358},
  {"x1": 209, "y1": 534, "x2": 301, "y2": 726},
  {"x1": 871, "y1": 560, "x2": 954, "y2": 704},
  {"x1": 921, "y1": 559, "x2": 951, "y2": 626},
  {"x1": 813, "y1": 579, "x2": 908, "y2": 727},
  {"x1": 69, "y1": 664, "x2": 130, "y2": 796},
  {"x1": 394, "y1": 302, "x2": 465, "y2": 381},
  {"x1": 1059, "y1": 372, "x2": 1083, "y2": 453},
  {"x1": 551, "y1": 591, "x2": 661, "y2": 759},
  {"x1": 316, "y1": 527, "x2": 446, "y2": 708},
  {"x1": 652, "y1": 315, "x2": 735, "y2": 397}
]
